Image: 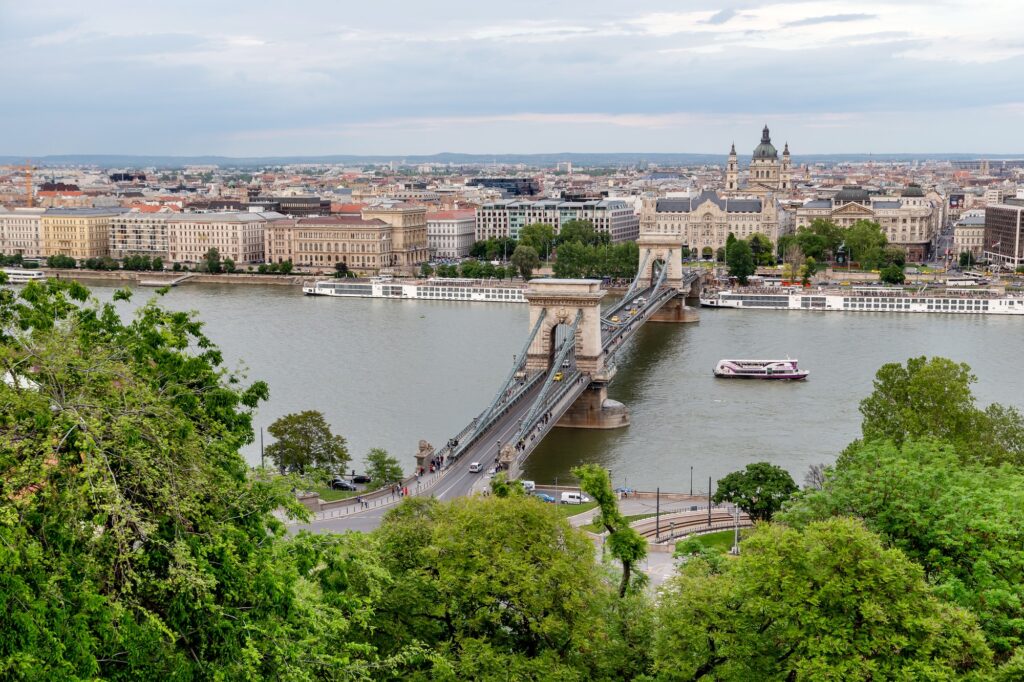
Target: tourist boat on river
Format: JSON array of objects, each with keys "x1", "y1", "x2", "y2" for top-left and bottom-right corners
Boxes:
[
  {"x1": 303, "y1": 276, "x2": 527, "y2": 303},
  {"x1": 700, "y1": 286, "x2": 1024, "y2": 315},
  {"x1": 1, "y1": 268, "x2": 45, "y2": 284},
  {"x1": 713, "y1": 358, "x2": 809, "y2": 380}
]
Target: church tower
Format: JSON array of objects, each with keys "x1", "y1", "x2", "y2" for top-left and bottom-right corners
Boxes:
[
  {"x1": 726, "y1": 142, "x2": 738, "y2": 192},
  {"x1": 781, "y1": 142, "x2": 792, "y2": 190}
]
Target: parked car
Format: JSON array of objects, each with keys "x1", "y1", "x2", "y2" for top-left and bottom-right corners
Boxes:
[
  {"x1": 614, "y1": 486, "x2": 635, "y2": 495},
  {"x1": 329, "y1": 478, "x2": 357, "y2": 491},
  {"x1": 533, "y1": 492, "x2": 556, "y2": 503},
  {"x1": 520, "y1": 480, "x2": 536, "y2": 492},
  {"x1": 560, "y1": 491, "x2": 590, "y2": 505},
  {"x1": 351, "y1": 474, "x2": 371, "y2": 484}
]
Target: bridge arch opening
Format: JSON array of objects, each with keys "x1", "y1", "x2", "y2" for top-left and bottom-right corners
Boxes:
[{"x1": 546, "y1": 322, "x2": 578, "y2": 372}]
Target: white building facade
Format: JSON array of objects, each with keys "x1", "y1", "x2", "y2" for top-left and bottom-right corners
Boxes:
[
  {"x1": 474, "y1": 199, "x2": 639, "y2": 243},
  {"x1": 167, "y1": 212, "x2": 281, "y2": 264},
  {"x1": 639, "y1": 190, "x2": 788, "y2": 254},
  {"x1": 0, "y1": 207, "x2": 45, "y2": 258},
  {"x1": 426, "y1": 209, "x2": 476, "y2": 258}
]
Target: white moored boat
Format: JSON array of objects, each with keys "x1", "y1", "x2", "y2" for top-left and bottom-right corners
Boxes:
[
  {"x1": 713, "y1": 358, "x2": 809, "y2": 380},
  {"x1": 303, "y1": 276, "x2": 527, "y2": 303},
  {"x1": 700, "y1": 287, "x2": 1024, "y2": 315},
  {"x1": 1, "y1": 268, "x2": 45, "y2": 284}
]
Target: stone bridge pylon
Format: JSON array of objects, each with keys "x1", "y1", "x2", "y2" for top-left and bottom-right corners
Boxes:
[{"x1": 524, "y1": 279, "x2": 628, "y2": 429}]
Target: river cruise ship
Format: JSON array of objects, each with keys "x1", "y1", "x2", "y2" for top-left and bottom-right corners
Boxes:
[
  {"x1": 714, "y1": 358, "x2": 809, "y2": 380},
  {"x1": 1, "y1": 268, "x2": 45, "y2": 284},
  {"x1": 303, "y1": 276, "x2": 527, "y2": 303},
  {"x1": 700, "y1": 287, "x2": 1024, "y2": 316}
]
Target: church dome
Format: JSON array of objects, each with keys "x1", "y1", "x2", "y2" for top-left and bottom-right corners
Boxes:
[{"x1": 752, "y1": 125, "x2": 777, "y2": 160}]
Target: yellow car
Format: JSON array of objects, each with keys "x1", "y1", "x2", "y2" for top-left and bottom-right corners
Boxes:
[
  {"x1": 610, "y1": 315, "x2": 621, "y2": 323},
  {"x1": 553, "y1": 372, "x2": 564, "y2": 382}
]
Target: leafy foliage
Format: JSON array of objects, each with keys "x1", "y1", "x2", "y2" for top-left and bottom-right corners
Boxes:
[
  {"x1": 574, "y1": 464, "x2": 647, "y2": 598},
  {"x1": 517, "y1": 223, "x2": 555, "y2": 258},
  {"x1": 725, "y1": 237, "x2": 756, "y2": 284},
  {"x1": 655, "y1": 518, "x2": 992, "y2": 680},
  {"x1": 712, "y1": 462, "x2": 797, "y2": 522},
  {"x1": 511, "y1": 244, "x2": 540, "y2": 280},
  {"x1": 266, "y1": 409, "x2": 350, "y2": 474},
  {"x1": 364, "y1": 448, "x2": 403, "y2": 488}
]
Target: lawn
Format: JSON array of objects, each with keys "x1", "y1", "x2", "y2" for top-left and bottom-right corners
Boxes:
[
  {"x1": 580, "y1": 512, "x2": 658, "y2": 533},
  {"x1": 556, "y1": 501, "x2": 599, "y2": 518},
  {"x1": 314, "y1": 487, "x2": 360, "y2": 502},
  {"x1": 682, "y1": 528, "x2": 750, "y2": 553}
]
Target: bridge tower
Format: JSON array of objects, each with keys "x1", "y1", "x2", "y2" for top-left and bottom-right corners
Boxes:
[
  {"x1": 635, "y1": 201, "x2": 701, "y2": 322},
  {"x1": 524, "y1": 279, "x2": 628, "y2": 429}
]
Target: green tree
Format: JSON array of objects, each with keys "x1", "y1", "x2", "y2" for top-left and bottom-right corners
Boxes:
[
  {"x1": 857, "y1": 356, "x2": 1024, "y2": 465},
  {"x1": 880, "y1": 263, "x2": 905, "y2": 284},
  {"x1": 712, "y1": 462, "x2": 797, "y2": 522},
  {"x1": 364, "y1": 447, "x2": 403, "y2": 488},
  {"x1": 715, "y1": 246, "x2": 726, "y2": 262},
  {"x1": 279, "y1": 259, "x2": 293, "y2": 275},
  {"x1": 559, "y1": 219, "x2": 608, "y2": 246},
  {"x1": 801, "y1": 255, "x2": 818, "y2": 285},
  {"x1": 574, "y1": 464, "x2": 648, "y2": 598},
  {"x1": 747, "y1": 232, "x2": 774, "y2": 265},
  {"x1": 45, "y1": 254, "x2": 76, "y2": 268},
  {"x1": 960, "y1": 251, "x2": 976, "y2": 268},
  {"x1": 518, "y1": 223, "x2": 555, "y2": 259},
  {"x1": 222, "y1": 257, "x2": 236, "y2": 274},
  {"x1": 372, "y1": 495, "x2": 646, "y2": 679},
  {"x1": 151, "y1": 257, "x2": 163, "y2": 270},
  {"x1": 844, "y1": 219, "x2": 889, "y2": 269},
  {"x1": 203, "y1": 247, "x2": 222, "y2": 274},
  {"x1": 0, "y1": 279, "x2": 395, "y2": 677},
  {"x1": 265, "y1": 410, "x2": 350, "y2": 474},
  {"x1": 726, "y1": 238, "x2": 756, "y2": 284},
  {"x1": 511, "y1": 244, "x2": 540, "y2": 280},
  {"x1": 654, "y1": 518, "x2": 992, "y2": 680},
  {"x1": 335, "y1": 261, "x2": 350, "y2": 277},
  {"x1": 459, "y1": 259, "x2": 481, "y2": 279},
  {"x1": 419, "y1": 262, "x2": 434, "y2": 277},
  {"x1": 781, "y1": 439, "x2": 1024, "y2": 663}
]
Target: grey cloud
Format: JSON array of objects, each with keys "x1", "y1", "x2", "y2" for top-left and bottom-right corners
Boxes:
[
  {"x1": 704, "y1": 9, "x2": 738, "y2": 25},
  {"x1": 784, "y1": 13, "x2": 876, "y2": 28}
]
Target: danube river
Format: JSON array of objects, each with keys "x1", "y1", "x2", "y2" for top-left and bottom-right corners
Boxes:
[{"x1": 89, "y1": 281, "x2": 1022, "y2": 493}]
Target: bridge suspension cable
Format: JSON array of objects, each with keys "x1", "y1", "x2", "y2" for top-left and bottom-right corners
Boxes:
[
  {"x1": 626, "y1": 249, "x2": 651, "y2": 300},
  {"x1": 510, "y1": 310, "x2": 583, "y2": 447},
  {"x1": 467, "y1": 308, "x2": 548, "y2": 442}
]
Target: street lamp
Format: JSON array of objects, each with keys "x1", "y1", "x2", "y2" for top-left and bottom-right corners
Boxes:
[{"x1": 689, "y1": 466, "x2": 693, "y2": 497}]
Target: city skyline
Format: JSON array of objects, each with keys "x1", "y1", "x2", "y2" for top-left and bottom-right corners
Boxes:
[{"x1": 2, "y1": 0, "x2": 1023, "y2": 156}]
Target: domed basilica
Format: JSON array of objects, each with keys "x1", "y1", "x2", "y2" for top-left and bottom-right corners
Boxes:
[{"x1": 726, "y1": 125, "x2": 792, "y2": 196}]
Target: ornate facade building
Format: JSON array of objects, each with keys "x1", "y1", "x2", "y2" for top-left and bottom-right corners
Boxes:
[
  {"x1": 795, "y1": 185, "x2": 941, "y2": 262},
  {"x1": 639, "y1": 190, "x2": 789, "y2": 255},
  {"x1": 726, "y1": 125, "x2": 792, "y2": 195}
]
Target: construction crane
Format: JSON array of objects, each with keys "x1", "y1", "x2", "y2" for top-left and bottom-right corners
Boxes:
[{"x1": 0, "y1": 159, "x2": 35, "y2": 207}]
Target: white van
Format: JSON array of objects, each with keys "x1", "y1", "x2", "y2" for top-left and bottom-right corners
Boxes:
[
  {"x1": 468, "y1": 462, "x2": 483, "y2": 473},
  {"x1": 520, "y1": 480, "x2": 536, "y2": 492},
  {"x1": 560, "y1": 491, "x2": 590, "y2": 505}
]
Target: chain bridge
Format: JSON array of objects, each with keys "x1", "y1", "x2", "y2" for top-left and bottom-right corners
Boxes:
[{"x1": 416, "y1": 235, "x2": 706, "y2": 499}]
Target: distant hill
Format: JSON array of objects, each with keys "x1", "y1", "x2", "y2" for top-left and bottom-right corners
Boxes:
[{"x1": 2, "y1": 151, "x2": 1022, "y2": 169}]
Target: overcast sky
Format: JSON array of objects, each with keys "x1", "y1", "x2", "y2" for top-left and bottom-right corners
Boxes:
[{"x1": 2, "y1": 1, "x2": 1022, "y2": 156}]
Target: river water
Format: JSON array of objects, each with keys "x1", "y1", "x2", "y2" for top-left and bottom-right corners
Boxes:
[{"x1": 87, "y1": 281, "x2": 1022, "y2": 493}]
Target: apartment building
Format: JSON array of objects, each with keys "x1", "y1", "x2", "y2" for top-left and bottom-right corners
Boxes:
[
  {"x1": 639, "y1": 190, "x2": 788, "y2": 253},
  {"x1": 167, "y1": 212, "x2": 280, "y2": 264},
  {"x1": 109, "y1": 211, "x2": 174, "y2": 260},
  {"x1": 953, "y1": 211, "x2": 985, "y2": 259},
  {"x1": 474, "y1": 199, "x2": 639, "y2": 243},
  {"x1": 40, "y1": 208, "x2": 122, "y2": 260},
  {"x1": 426, "y1": 209, "x2": 476, "y2": 258},
  {"x1": 795, "y1": 185, "x2": 941, "y2": 261},
  {"x1": 0, "y1": 207, "x2": 45, "y2": 258},
  {"x1": 984, "y1": 201, "x2": 1024, "y2": 268}
]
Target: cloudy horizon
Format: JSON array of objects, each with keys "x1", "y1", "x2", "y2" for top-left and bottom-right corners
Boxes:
[{"x1": 2, "y1": 1, "x2": 1022, "y2": 156}]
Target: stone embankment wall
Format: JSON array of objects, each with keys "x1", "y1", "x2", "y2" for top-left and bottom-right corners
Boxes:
[{"x1": 41, "y1": 269, "x2": 310, "y2": 286}]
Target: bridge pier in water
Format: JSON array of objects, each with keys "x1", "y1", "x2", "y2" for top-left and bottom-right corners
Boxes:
[{"x1": 555, "y1": 383, "x2": 630, "y2": 429}]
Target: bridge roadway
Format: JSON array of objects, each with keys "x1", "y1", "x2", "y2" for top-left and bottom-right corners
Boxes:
[{"x1": 293, "y1": 270, "x2": 702, "y2": 532}]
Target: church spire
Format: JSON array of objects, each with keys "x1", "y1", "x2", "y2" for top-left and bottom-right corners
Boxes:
[
  {"x1": 729, "y1": 141, "x2": 736, "y2": 155},
  {"x1": 783, "y1": 142, "x2": 790, "y2": 155},
  {"x1": 761, "y1": 125, "x2": 771, "y2": 144}
]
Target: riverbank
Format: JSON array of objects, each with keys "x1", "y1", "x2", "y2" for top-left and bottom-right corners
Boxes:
[{"x1": 41, "y1": 268, "x2": 309, "y2": 286}]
